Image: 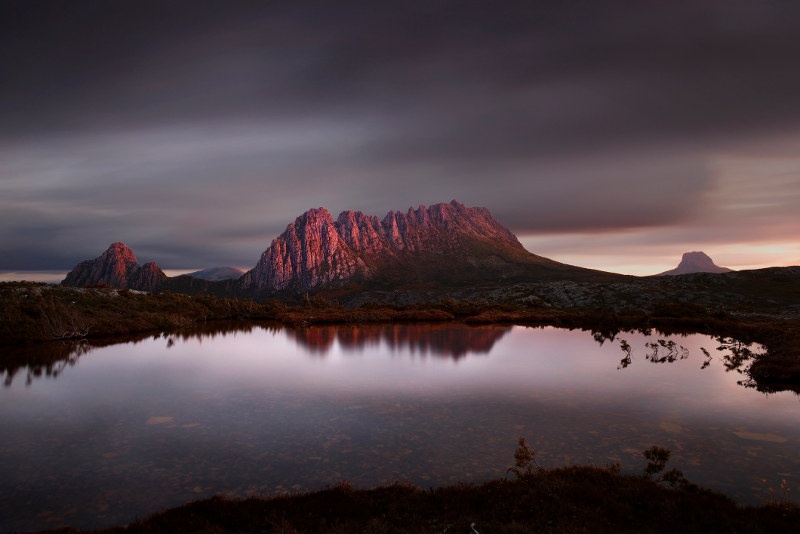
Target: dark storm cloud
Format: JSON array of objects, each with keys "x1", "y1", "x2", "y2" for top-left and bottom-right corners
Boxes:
[
  {"x1": 6, "y1": 0, "x2": 800, "y2": 140},
  {"x1": 2, "y1": 1, "x2": 800, "y2": 269}
]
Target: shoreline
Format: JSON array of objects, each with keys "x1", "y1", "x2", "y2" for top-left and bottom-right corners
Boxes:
[{"x1": 2, "y1": 281, "x2": 799, "y2": 393}]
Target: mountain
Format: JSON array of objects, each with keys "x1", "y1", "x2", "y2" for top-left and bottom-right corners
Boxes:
[
  {"x1": 657, "y1": 251, "x2": 733, "y2": 276},
  {"x1": 62, "y1": 201, "x2": 623, "y2": 295},
  {"x1": 62, "y1": 242, "x2": 167, "y2": 291},
  {"x1": 239, "y1": 200, "x2": 615, "y2": 294},
  {"x1": 185, "y1": 267, "x2": 245, "y2": 281}
]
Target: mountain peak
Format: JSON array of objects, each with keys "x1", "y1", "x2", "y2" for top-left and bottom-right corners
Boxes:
[
  {"x1": 63, "y1": 242, "x2": 166, "y2": 290},
  {"x1": 658, "y1": 251, "x2": 733, "y2": 276},
  {"x1": 297, "y1": 207, "x2": 334, "y2": 223},
  {"x1": 105, "y1": 241, "x2": 137, "y2": 263},
  {"x1": 241, "y1": 201, "x2": 529, "y2": 293}
]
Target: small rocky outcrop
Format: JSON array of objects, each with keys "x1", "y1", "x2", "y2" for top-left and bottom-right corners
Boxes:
[
  {"x1": 658, "y1": 251, "x2": 733, "y2": 276},
  {"x1": 240, "y1": 201, "x2": 530, "y2": 293},
  {"x1": 62, "y1": 242, "x2": 166, "y2": 291}
]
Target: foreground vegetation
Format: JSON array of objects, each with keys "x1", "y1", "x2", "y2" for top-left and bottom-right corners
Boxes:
[{"x1": 33, "y1": 442, "x2": 800, "y2": 533}]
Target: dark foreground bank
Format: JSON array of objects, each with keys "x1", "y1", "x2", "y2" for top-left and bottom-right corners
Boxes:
[{"x1": 29, "y1": 465, "x2": 800, "y2": 534}]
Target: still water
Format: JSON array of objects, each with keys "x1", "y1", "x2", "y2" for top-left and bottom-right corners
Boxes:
[{"x1": 1, "y1": 324, "x2": 798, "y2": 531}]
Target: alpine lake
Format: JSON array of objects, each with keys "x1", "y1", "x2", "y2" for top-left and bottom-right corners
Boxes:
[{"x1": 2, "y1": 323, "x2": 799, "y2": 532}]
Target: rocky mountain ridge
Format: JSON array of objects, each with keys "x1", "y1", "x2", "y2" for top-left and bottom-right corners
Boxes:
[
  {"x1": 239, "y1": 201, "x2": 532, "y2": 292},
  {"x1": 62, "y1": 201, "x2": 619, "y2": 295}
]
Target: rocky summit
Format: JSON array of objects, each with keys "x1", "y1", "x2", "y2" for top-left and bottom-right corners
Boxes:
[
  {"x1": 239, "y1": 200, "x2": 588, "y2": 293},
  {"x1": 62, "y1": 242, "x2": 166, "y2": 291},
  {"x1": 658, "y1": 251, "x2": 733, "y2": 276}
]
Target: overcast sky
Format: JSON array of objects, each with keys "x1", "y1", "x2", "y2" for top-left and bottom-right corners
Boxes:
[{"x1": 2, "y1": 0, "x2": 800, "y2": 275}]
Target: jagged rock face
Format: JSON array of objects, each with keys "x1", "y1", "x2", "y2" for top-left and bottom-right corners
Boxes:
[
  {"x1": 658, "y1": 251, "x2": 733, "y2": 276},
  {"x1": 62, "y1": 242, "x2": 138, "y2": 288},
  {"x1": 241, "y1": 201, "x2": 527, "y2": 292},
  {"x1": 62, "y1": 243, "x2": 166, "y2": 291},
  {"x1": 240, "y1": 208, "x2": 369, "y2": 291},
  {"x1": 379, "y1": 202, "x2": 521, "y2": 253},
  {"x1": 128, "y1": 261, "x2": 168, "y2": 291},
  {"x1": 336, "y1": 211, "x2": 386, "y2": 254}
]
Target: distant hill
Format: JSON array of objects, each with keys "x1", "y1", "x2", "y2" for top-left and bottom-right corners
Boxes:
[
  {"x1": 657, "y1": 251, "x2": 732, "y2": 276},
  {"x1": 185, "y1": 267, "x2": 245, "y2": 281}
]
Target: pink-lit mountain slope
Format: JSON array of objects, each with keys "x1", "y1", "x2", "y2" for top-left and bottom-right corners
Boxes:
[
  {"x1": 62, "y1": 242, "x2": 167, "y2": 290},
  {"x1": 239, "y1": 201, "x2": 620, "y2": 294}
]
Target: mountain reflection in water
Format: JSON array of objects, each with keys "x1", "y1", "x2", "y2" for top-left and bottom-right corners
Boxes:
[
  {"x1": 0, "y1": 323, "x2": 780, "y2": 393},
  {"x1": 285, "y1": 324, "x2": 512, "y2": 358},
  {"x1": 0, "y1": 322, "x2": 777, "y2": 390},
  {"x1": 1, "y1": 323, "x2": 511, "y2": 386}
]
